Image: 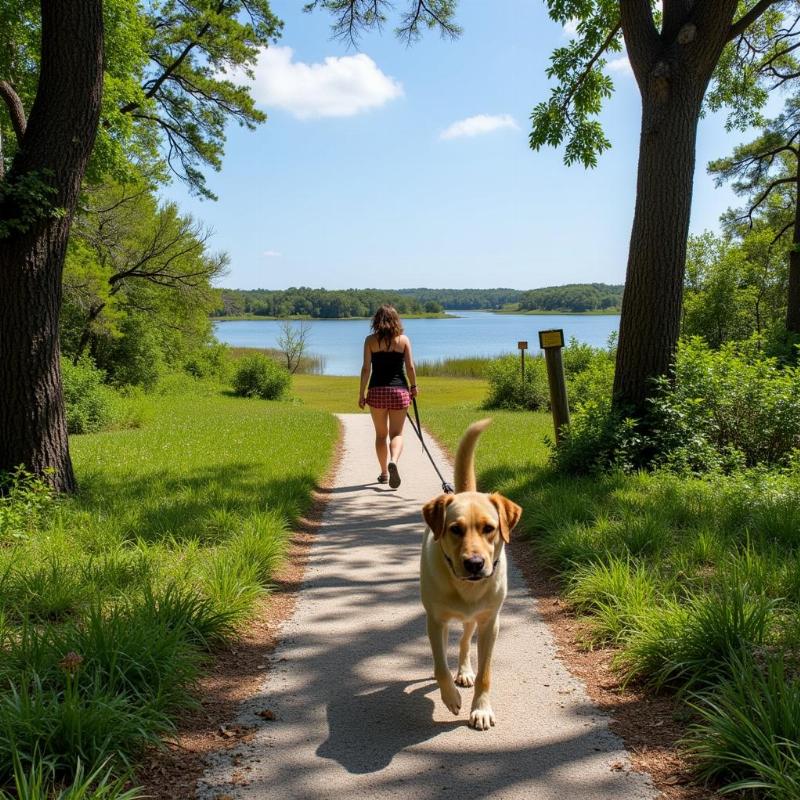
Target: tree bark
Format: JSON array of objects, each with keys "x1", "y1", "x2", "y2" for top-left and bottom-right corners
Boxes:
[
  {"x1": 0, "y1": 1, "x2": 104, "y2": 493},
  {"x1": 613, "y1": 76, "x2": 704, "y2": 413},
  {"x1": 613, "y1": 0, "x2": 738, "y2": 417},
  {"x1": 786, "y1": 164, "x2": 800, "y2": 335}
]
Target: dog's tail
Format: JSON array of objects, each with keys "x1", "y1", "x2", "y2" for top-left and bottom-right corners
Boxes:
[{"x1": 454, "y1": 418, "x2": 491, "y2": 493}]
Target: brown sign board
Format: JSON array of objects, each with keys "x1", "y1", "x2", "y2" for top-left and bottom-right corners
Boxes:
[
  {"x1": 517, "y1": 340, "x2": 528, "y2": 350},
  {"x1": 538, "y1": 329, "x2": 565, "y2": 349}
]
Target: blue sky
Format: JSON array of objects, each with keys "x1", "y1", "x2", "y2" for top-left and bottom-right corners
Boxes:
[{"x1": 163, "y1": 1, "x2": 761, "y2": 291}]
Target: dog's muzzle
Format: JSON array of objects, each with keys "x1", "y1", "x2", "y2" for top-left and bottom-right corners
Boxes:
[{"x1": 443, "y1": 552, "x2": 500, "y2": 581}]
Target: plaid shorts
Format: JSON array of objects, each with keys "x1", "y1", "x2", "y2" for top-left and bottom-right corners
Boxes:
[{"x1": 366, "y1": 386, "x2": 411, "y2": 410}]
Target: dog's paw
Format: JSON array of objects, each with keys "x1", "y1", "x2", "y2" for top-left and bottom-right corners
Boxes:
[
  {"x1": 440, "y1": 682, "x2": 462, "y2": 715},
  {"x1": 469, "y1": 704, "x2": 496, "y2": 731},
  {"x1": 455, "y1": 669, "x2": 475, "y2": 687}
]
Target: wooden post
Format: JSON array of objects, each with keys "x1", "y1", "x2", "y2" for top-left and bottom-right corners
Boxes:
[
  {"x1": 517, "y1": 340, "x2": 527, "y2": 387},
  {"x1": 538, "y1": 329, "x2": 570, "y2": 443}
]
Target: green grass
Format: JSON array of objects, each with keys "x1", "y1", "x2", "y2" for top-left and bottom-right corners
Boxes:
[
  {"x1": 291, "y1": 374, "x2": 488, "y2": 413},
  {"x1": 0, "y1": 379, "x2": 337, "y2": 796},
  {"x1": 421, "y1": 407, "x2": 800, "y2": 798},
  {"x1": 416, "y1": 355, "x2": 500, "y2": 378}
]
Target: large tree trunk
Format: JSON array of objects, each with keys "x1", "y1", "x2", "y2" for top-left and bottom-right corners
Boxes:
[
  {"x1": 0, "y1": 1, "x2": 104, "y2": 493},
  {"x1": 612, "y1": 1, "x2": 738, "y2": 419},
  {"x1": 787, "y1": 165, "x2": 800, "y2": 336},
  {"x1": 612, "y1": 78, "x2": 704, "y2": 413}
]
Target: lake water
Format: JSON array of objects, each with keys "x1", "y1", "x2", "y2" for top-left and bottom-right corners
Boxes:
[{"x1": 213, "y1": 310, "x2": 620, "y2": 376}]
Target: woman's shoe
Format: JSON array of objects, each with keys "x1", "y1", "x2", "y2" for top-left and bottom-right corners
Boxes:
[
  {"x1": 377, "y1": 473, "x2": 389, "y2": 484},
  {"x1": 388, "y1": 461, "x2": 401, "y2": 489}
]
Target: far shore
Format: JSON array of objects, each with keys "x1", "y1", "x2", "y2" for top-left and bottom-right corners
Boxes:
[
  {"x1": 211, "y1": 308, "x2": 620, "y2": 322},
  {"x1": 494, "y1": 307, "x2": 621, "y2": 316},
  {"x1": 212, "y1": 312, "x2": 456, "y2": 322}
]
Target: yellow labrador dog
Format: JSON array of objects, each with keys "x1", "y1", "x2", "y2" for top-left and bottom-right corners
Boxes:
[{"x1": 420, "y1": 419, "x2": 522, "y2": 730}]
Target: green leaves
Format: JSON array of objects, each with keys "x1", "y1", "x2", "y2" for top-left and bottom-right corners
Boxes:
[
  {"x1": 118, "y1": 0, "x2": 283, "y2": 198},
  {"x1": 530, "y1": 1, "x2": 621, "y2": 168},
  {"x1": 1, "y1": 1, "x2": 283, "y2": 198},
  {"x1": 530, "y1": 0, "x2": 795, "y2": 169}
]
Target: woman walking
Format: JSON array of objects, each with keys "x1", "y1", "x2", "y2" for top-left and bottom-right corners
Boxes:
[{"x1": 359, "y1": 304, "x2": 418, "y2": 487}]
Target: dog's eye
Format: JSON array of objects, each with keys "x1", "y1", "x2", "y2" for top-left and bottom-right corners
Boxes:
[
  {"x1": 449, "y1": 524, "x2": 463, "y2": 536},
  {"x1": 483, "y1": 524, "x2": 495, "y2": 534}
]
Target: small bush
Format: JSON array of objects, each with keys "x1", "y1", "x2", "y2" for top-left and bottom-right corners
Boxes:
[
  {"x1": 554, "y1": 338, "x2": 800, "y2": 475},
  {"x1": 62, "y1": 359, "x2": 113, "y2": 435},
  {"x1": 92, "y1": 315, "x2": 164, "y2": 390},
  {"x1": 184, "y1": 343, "x2": 230, "y2": 381},
  {"x1": 651, "y1": 338, "x2": 800, "y2": 470},
  {"x1": 484, "y1": 355, "x2": 548, "y2": 411},
  {"x1": 551, "y1": 397, "x2": 645, "y2": 474},
  {"x1": 0, "y1": 469, "x2": 53, "y2": 543},
  {"x1": 232, "y1": 354, "x2": 291, "y2": 400}
]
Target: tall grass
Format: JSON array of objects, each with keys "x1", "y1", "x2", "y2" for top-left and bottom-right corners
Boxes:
[
  {"x1": 0, "y1": 386, "x2": 337, "y2": 795},
  {"x1": 416, "y1": 355, "x2": 501, "y2": 378}
]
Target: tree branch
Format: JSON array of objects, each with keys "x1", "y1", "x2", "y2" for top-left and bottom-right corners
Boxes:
[
  {"x1": 619, "y1": 0, "x2": 660, "y2": 82},
  {"x1": 0, "y1": 80, "x2": 27, "y2": 143},
  {"x1": 561, "y1": 22, "x2": 622, "y2": 115},
  {"x1": 729, "y1": 0, "x2": 781, "y2": 42}
]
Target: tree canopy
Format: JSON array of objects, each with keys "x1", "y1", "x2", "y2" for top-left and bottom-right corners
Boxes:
[{"x1": 0, "y1": 0, "x2": 282, "y2": 198}]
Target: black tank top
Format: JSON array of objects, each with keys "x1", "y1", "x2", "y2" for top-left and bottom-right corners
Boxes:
[{"x1": 369, "y1": 349, "x2": 408, "y2": 388}]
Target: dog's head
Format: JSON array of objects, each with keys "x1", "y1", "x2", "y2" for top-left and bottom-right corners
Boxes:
[{"x1": 422, "y1": 492, "x2": 522, "y2": 581}]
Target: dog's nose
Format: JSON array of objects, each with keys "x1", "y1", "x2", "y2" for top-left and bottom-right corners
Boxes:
[{"x1": 463, "y1": 555, "x2": 485, "y2": 575}]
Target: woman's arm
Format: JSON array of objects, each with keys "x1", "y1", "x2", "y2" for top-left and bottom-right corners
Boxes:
[
  {"x1": 359, "y1": 336, "x2": 372, "y2": 408},
  {"x1": 404, "y1": 336, "x2": 418, "y2": 397}
]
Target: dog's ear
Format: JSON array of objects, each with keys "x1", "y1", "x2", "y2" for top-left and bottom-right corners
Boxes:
[
  {"x1": 422, "y1": 494, "x2": 454, "y2": 540},
  {"x1": 489, "y1": 494, "x2": 522, "y2": 544}
]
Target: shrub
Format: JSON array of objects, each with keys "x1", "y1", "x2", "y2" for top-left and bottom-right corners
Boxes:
[
  {"x1": 551, "y1": 397, "x2": 645, "y2": 474},
  {"x1": 650, "y1": 338, "x2": 800, "y2": 470},
  {"x1": 94, "y1": 315, "x2": 163, "y2": 390},
  {"x1": 232, "y1": 354, "x2": 291, "y2": 400},
  {"x1": 484, "y1": 355, "x2": 548, "y2": 411},
  {"x1": 554, "y1": 338, "x2": 800, "y2": 475},
  {"x1": 566, "y1": 349, "x2": 615, "y2": 409},
  {"x1": 0, "y1": 469, "x2": 53, "y2": 544},
  {"x1": 61, "y1": 358, "x2": 113, "y2": 435},
  {"x1": 184, "y1": 343, "x2": 230, "y2": 381}
]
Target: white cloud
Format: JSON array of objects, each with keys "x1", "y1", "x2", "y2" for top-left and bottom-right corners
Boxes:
[
  {"x1": 241, "y1": 46, "x2": 403, "y2": 119},
  {"x1": 606, "y1": 56, "x2": 634, "y2": 76},
  {"x1": 439, "y1": 114, "x2": 519, "y2": 141},
  {"x1": 562, "y1": 18, "x2": 579, "y2": 38},
  {"x1": 262, "y1": 250, "x2": 282, "y2": 258}
]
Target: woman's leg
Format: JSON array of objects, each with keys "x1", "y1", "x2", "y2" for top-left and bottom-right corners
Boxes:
[
  {"x1": 369, "y1": 406, "x2": 390, "y2": 475},
  {"x1": 388, "y1": 408, "x2": 407, "y2": 464}
]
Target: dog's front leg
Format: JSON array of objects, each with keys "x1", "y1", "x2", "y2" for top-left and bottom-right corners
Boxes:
[
  {"x1": 455, "y1": 620, "x2": 477, "y2": 687},
  {"x1": 427, "y1": 616, "x2": 461, "y2": 715},
  {"x1": 470, "y1": 615, "x2": 499, "y2": 730}
]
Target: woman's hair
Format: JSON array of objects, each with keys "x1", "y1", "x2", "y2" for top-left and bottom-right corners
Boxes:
[{"x1": 371, "y1": 304, "x2": 404, "y2": 349}]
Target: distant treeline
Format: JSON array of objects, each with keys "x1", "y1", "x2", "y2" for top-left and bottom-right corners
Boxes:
[
  {"x1": 213, "y1": 285, "x2": 621, "y2": 318},
  {"x1": 518, "y1": 283, "x2": 623, "y2": 312}
]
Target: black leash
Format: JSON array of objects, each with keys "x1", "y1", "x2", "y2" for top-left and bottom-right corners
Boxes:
[{"x1": 407, "y1": 397, "x2": 454, "y2": 495}]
